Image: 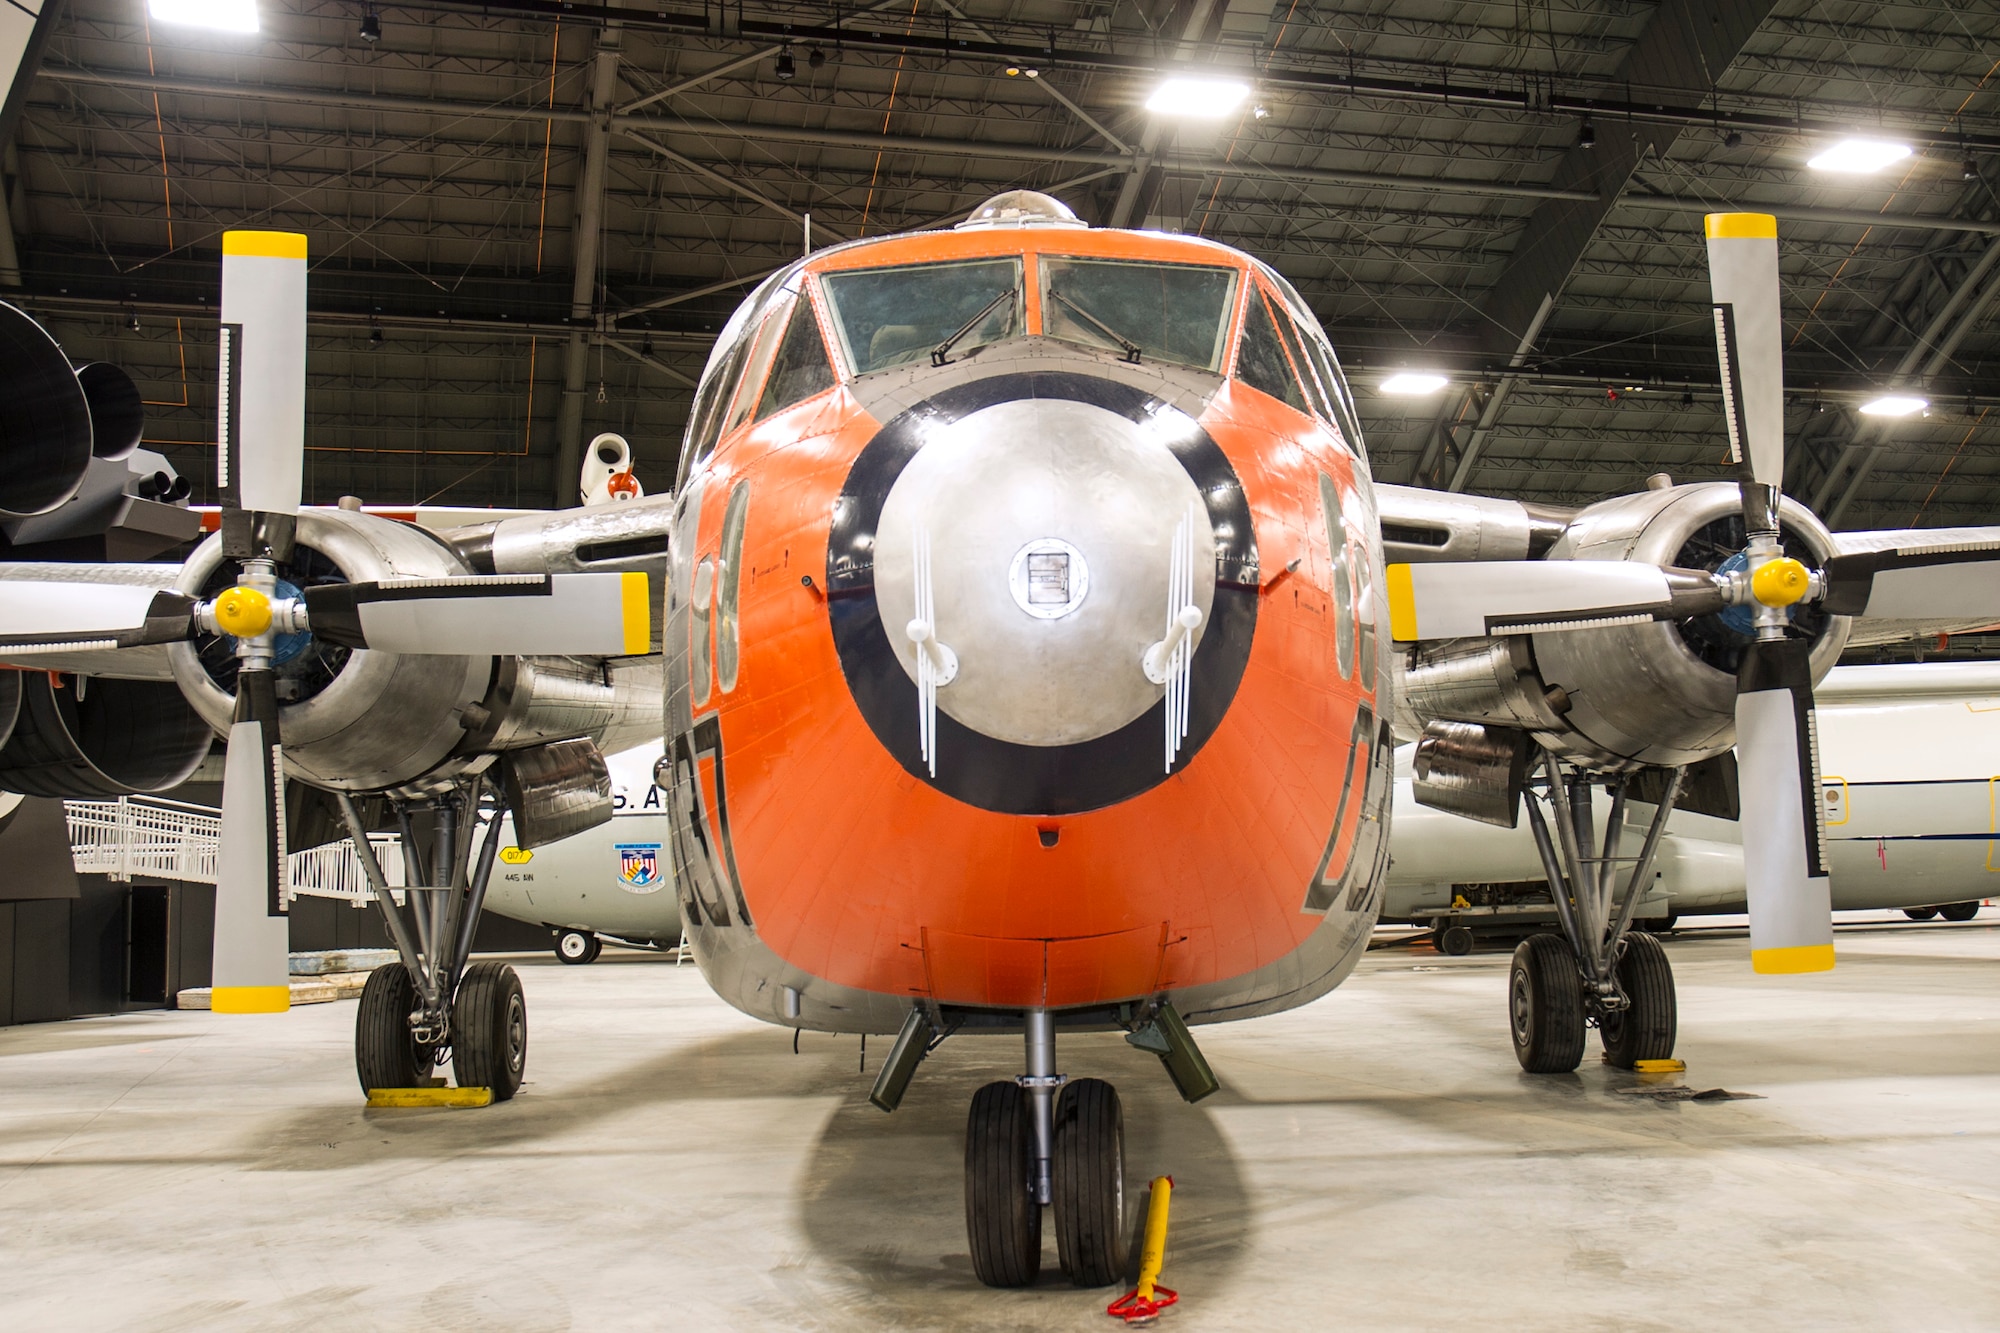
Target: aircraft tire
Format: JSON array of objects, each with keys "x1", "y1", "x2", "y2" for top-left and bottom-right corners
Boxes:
[
  {"x1": 965, "y1": 1080, "x2": 1041, "y2": 1288},
  {"x1": 452, "y1": 962, "x2": 527, "y2": 1101},
  {"x1": 1904, "y1": 907, "x2": 1939, "y2": 921},
  {"x1": 1053, "y1": 1077, "x2": 1129, "y2": 1287},
  {"x1": 354, "y1": 964, "x2": 435, "y2": 1093},
  {"x1": 1600, "y1": 932, "x2": 1677, "y2": 1068},
  {"x1": 1938, "y1": 902, "x2": 1981, "y2": 922},
  {"x1": 1510, "y1": 933, "x2": 1585, "y2": 1074},
  {"x1": 1438, "y1": 924, "x2": 1475, "y2": 956},
  {"x1": 556, "y1": 930, "x2": 601, "y2": 964}
]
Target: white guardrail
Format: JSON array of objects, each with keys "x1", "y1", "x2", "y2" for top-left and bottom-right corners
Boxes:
[{"x1": 63, "y1": 795, "x2": 404, "y2": 904}]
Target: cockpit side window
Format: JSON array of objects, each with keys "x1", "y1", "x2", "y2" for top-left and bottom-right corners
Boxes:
[
  {"x1": 754, "y1": 294, "x2": 837, "y2": 421},
  {"x1": 1235, "y1": 288, "x2": 1308, "y2": 413},
  {"x1": 676, "y1": 334, "x2": 752, "y2": 489},
  {"x1": 1271, "y1": 300, "x2": 1335, "y2": 423},
  {"x1": 720, "y1": 298, "x2": 793, "y2": 441},
  {"x1": 1039, "y1": 257, "x2": 1237, "y2": 371},
  {"x1": 820, "y1": 258, "x2": 1023, "y2": 376}
]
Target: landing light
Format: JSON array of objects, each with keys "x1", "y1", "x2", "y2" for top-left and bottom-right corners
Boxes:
[
  {"x1": 149, "y1": 0, "x2": 259, "y2": 31},
  {"x1": 1808, "y1": 138, "x2": 1913, "y2": 174},
  {"x1": 1380, "y1": 372, "x2": 1449, "y2": 395},
  {"x1": 1859, "y1": 393, "x2": 1927, "y2": 417},
  {"x1": 1146, "y1": 77, "x2": 1250, "y2": 119}
]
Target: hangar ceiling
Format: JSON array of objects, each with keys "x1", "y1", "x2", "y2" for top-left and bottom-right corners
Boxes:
[{"x1": 5, "y1": 0, "x2": 1999, "y2": 528}]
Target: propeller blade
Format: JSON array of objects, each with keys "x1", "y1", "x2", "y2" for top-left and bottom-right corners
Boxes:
[
  {"x1": 1820, "y1": 534, "x2": 2000, "y2": 619},
  {"x1": 218, "y1": 231, "x2": 307, "y2": 517},
  {"x1": 1385, "y1": 561, "x2": 1724, "y2": 642},
  {"x1": 1705, "y1": 213, "x2": 1785, "y2": 492},
  {"x1": 0, "y1": 584, "x2": 196, "y2": 653},
  {"x1": 209, "y1": 668, "x2": 292, "y2": 1013},
  {"x1": 1734, "y1": 638, "x2": 1833, "y2": 974},
  {"x1": 303, "y1": 571, "x2": 651, "y2": 656}
]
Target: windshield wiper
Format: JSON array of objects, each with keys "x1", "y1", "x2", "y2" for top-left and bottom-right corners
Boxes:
[
  {"x1": 1049, "y1": 289, "x2": 1143, "y2": 364},
  {"x1": 931, "y1": 289, "x2": 1017, "y2": 366}
]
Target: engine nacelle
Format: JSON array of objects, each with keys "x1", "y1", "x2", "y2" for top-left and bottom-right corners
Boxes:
[
  {"x1": 0, "y1": 670, "x2": 212, "y2": 797},
  {"x1": 168, "y1": 507, "x2": 663, "y2": 795},
  {"x1": 1402, "y1": 481, "x2": 1847, "y2": 770}
]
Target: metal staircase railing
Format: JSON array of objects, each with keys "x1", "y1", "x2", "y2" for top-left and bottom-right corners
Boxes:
[{"x1": 62, "y1": 795, "x2": 403, "y2": 903}]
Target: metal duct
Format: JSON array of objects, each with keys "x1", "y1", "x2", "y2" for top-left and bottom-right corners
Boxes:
[
  {"x1": 499, "y1": 737, "x2": 613, "y2": 849},
  {"x1": 1411, "y1": 719, "x2": 1532, "y2": 829}
]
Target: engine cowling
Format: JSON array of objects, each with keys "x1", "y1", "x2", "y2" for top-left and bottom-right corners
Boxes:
[
  {"x1": 1402, "y1": 481, "x2": 1847, "y2": 770},
  {"x1": 0, "y1": 669, "x2": 212, "y2": 797},
  {"x1": 168, "y1": 507, "x2": 662, "y2": 795}
]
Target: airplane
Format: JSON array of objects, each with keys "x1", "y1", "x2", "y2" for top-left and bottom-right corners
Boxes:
[
  {"x1": 3, "y1": 198, "x2": 2000, "y2": 1291},
  {"x1": 1382, "y1": 660, "x2": 2000, "y2": 950}
]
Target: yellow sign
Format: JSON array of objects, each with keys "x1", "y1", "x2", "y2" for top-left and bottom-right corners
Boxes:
[{"x1": 500, "y1": 846, "x2": 533, "y2": 865}]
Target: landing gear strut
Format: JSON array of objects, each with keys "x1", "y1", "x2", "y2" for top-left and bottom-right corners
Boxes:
[
  {"x1": 340, "y1": 778, "x2": 524, "y2": 1098},
  {"x1": 964, "y1": 1010, "x2": 1130, "y2": 1288},
  {"x1": 1512, "y1": 752, "x2": 1683, "y2": 1072}
]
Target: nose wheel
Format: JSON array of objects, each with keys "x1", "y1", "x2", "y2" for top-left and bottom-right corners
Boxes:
[
  {"x1": 555, "y1": 929, "x2": 602, "y2": 964},
  {"x1": 964, "y1": 1012, "x2": 1132, "y2": 1289}
]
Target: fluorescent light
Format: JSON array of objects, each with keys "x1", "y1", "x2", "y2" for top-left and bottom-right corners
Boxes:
[
  {"x1": 1146, "y1": 77, "x2": 1250, "y2": 119},
  {"x1": 1859, "y1": 393, "x2": 1927, "y2": 417},
  {"x1": 1380, "y1": 372, "x2": 1449, "y2": 395},
  {"x1": 1808, "y1": 138, "x2": 1913, "y2": 174},
  {"x1": 149, "y1": 0, "x2": 259, "y2": 33}
]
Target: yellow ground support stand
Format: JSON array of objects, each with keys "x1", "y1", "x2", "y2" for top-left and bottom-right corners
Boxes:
[
  {"x1": 1107, "y1": 1176, "x2": 1178, "y2": 1323},
  {"x1": 365, "y1": 1087, "x2": 494, "y2": 1108}
]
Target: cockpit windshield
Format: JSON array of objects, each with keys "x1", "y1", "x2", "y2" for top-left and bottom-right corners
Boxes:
[
  {"x1": 1039, "y1": 257, "x2": 1237, "y2": 372},
  {"x1": 820, "y1": 258, "x2": 1024, "y2": 375}
]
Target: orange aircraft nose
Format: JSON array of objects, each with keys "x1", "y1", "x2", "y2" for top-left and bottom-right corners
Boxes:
[{"x1": 824, "y1": 370, "x2": 1260, "y2": 816}]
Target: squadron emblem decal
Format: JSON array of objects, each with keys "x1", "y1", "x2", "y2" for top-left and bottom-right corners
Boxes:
[{"x1": 616, "y1": 842, "x2": 665, "y2": 893}]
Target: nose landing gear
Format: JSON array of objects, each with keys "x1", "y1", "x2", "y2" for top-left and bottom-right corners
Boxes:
[
  {"x1": 964, "y1": 1010, "x2": 1131, "y2": 1289},
  {"x1": 1512, "y1": 752, "x2": 1684, "y2": 1073}
]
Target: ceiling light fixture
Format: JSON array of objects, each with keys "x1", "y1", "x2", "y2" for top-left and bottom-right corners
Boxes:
[
  {"x1": 808, "y1": 46, "x2": 826, "y2": 71},
  {"x1": 1808, "y1": 137, "x2": 1914, "y2": 174},
  {"x1": 1380, "y1": 372, "x2": 1449, "y2": 395},
  {"x1": 148, "y1": 0, "x2": 259, "y2": 33},
  {"x1": 1722, "y1": 130, "x2": 1742, "y2": 149},
  {"x1": 1858, "y1": 393, "x2": 1927, "y2": 417},
  {"x1": 775, "y1": 48, "x2": 796, "y2": 81},
  {"x1": 1145, "y1": 76, "x2": 1250, "y2": 119},
  {"x1": 1577, "y1": 117, "x2": 1595, "y2": 149},
  {"x1": 360, "y1": 7, "x2": 381, "y2": 42}
]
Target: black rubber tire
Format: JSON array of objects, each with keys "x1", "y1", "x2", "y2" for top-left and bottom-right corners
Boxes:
[
  {"x1": 965, "y1": 1080, "x2": 1041, "y2": 1288},
  {"x1": 555, "y1": 930, "x2": 601, "y2": 964},
  {"x1": 451, "y1": 961, "x2": 527, "y2": 1100},
  {"x1": 1439, "y1": 924, "x2": 1475, "y2": 956},
  {"x1": 1600, "y1": 932, "x2": 1677, "y2": 1068},
  {"x1": 354, "y1": 964, "x2": 435, "y2": 1093},
  {"x1": 1509, "y1": 933, "x2": 1586, "y2": 1074},
  {"x1": 1904, "y1": 907, "x2": 1939, "y2": 921},
  {"x1": 1938, "y1": 902, "x2": 1981, "y2": 923},
  {"x1": 1053, "y1": 1078, "x2": 1128, "y2": 1287}
]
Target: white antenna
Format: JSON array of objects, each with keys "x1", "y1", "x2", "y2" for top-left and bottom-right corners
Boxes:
[{"x1": 803, "y1": 211, "x2": 812, "y2": 257}]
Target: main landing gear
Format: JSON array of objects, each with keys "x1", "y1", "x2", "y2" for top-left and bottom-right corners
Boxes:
[
  {"x1": 340, "y1": 778, "x2": 526, "y2": 1100},
  {"x1": 1511, "y1": 752, "x2": 1683, "y2": 1073},
  {"x1": 964, "y1": 1010, "x2": 1131, "y2": 1288}
]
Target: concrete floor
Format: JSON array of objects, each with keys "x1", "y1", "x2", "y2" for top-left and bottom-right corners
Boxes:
[{"x1": 4, "y1": 916, "x2": 1999, "y2": 1331}]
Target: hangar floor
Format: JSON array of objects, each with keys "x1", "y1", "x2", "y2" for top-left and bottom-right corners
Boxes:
[{"x1": 2, "y1": 920, "x2": 1998, "y2": 1330}]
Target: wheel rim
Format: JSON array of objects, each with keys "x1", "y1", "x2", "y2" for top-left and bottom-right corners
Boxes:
[
  {"x1": 560, "y1": 934, "x2": 586, "y2": 959},
  {"x1": 1510, "y1": 967, "x2": 1533, "y2": 1045},
  {"x1": 504, "y1": 992, "x2": 526, "y2": 1075}
]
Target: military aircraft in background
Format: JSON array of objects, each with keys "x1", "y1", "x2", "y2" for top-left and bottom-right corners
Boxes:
[{"x1": 3, "y1": 201, "x2": 2000, "y2": 1290}]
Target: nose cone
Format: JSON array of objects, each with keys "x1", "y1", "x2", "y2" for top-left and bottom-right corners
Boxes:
[{"x1": 872, "y1": 396, "x2": 1215, "y2": 747}]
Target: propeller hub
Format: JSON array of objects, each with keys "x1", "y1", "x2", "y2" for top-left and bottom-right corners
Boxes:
[
  {"x1": 1750, "y1": 556, "x2": 1810, "y2": 609},
  {"x1": 214, "y1": 585, "x2": 274, "y2": 638}
]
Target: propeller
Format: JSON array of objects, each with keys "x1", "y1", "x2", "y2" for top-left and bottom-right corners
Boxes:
[
  {"x1": 1384, "y1": 212, "x2": 2000, "y2": 975},
  {"x1": 0, "y1": 230, "x2": 652, "y2": 1011}
]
